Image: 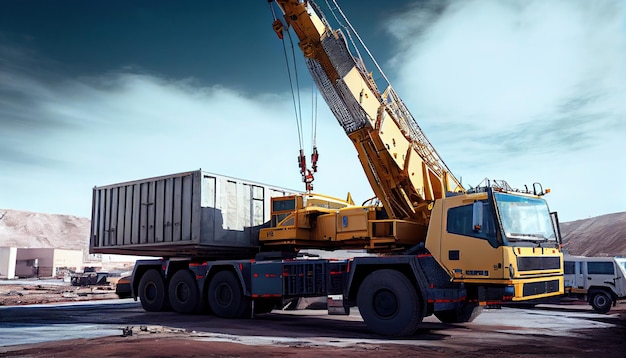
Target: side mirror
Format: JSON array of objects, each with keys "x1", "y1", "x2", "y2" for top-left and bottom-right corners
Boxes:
[
  {"x1": 472, "y1": 201, "x2": 483, "y2": 232},
  {"x1": 550, "y1": 211, "x2": 562, "y2": 244}
]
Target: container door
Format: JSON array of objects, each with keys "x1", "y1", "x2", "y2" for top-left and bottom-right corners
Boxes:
[{"x1": 250, "y1": 184, "x2": 265, "y2": 246}]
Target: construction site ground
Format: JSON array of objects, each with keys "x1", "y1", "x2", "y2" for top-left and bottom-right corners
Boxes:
[
  {"x1": 0, "y1": 279, "x2": 120, "y2": 306},
  {"x1": 1, "y1": 279, "x2": 625, "y2": 357}
]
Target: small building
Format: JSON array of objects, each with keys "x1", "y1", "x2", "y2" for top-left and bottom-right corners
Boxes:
[
  {"x1": 0, "y1": 247, "x2": 18, "y2": 279},
  {"x1": 0, "y1": 247, "x2": 83, "y2": 279}
]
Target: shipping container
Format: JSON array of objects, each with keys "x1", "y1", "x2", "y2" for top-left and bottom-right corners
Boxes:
[{"x1": 90, "y1": 170, "x2": 297, "y2": 259}]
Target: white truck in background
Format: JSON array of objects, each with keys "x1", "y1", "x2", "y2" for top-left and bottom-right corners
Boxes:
[{"x1": 563, "y1": 255, "x2": 626, "y2": 313}]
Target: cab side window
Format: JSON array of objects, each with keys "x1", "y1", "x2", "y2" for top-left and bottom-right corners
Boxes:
[
  {"x1": 447, "y1": 202, "x2": 496, "y2": 241},
  {"x1": 587, "y1": 262, "x2": 614, "y2": 275}
]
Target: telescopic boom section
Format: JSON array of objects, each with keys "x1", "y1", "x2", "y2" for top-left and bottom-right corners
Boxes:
[{"x1": 273, "y1": 0, "x2": 464, "y2": 223}]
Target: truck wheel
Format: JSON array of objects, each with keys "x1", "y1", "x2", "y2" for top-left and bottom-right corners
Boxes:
[
  {"x1": 590, "y1": 291, "x2": 612, "y2": 314},
  {"x1": 138, "y1": 269, "x2": 168, "y2": 312},
  {"x1": 208, "y1": 270, "x2": 250, "y2": 318},
  {"x1": 357, "y1": 269, "x2": 423, "y2": 336},
  {"x1": 168, "y1": 270, "x2": 200, "y2": 314},
  {"x1": 434, "y1": 302, "x2": 483, "y2": 323}
]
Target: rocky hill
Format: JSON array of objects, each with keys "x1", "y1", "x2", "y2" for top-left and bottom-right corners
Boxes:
[
  {"x1": 0, "y1": 209, "x2": 90, "y2": 260},
  {"x1": 560, "y1": 212, "x2": 626, "y2": 257},
  {"x1": 1, "y1": 208, "x2": 624, "y2": 258}
]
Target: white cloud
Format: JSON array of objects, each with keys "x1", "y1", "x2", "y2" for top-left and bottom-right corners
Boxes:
[
  {"x1": 2, "y1": 0, "x2": 624, "y2": 221},
  {"x1": 389, "y1": 0, "x2": 625, "y2": 128},
  {"x1": 381, "y1": 0, "x2": 626, "y2": 220},
  {"x1": 0, "y1": 67, "x2": 372, "y2": 217}
]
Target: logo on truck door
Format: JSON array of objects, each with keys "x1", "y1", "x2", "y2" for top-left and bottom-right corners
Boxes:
[{"x1": 465, "y1": 270, "x2": 489, "y2": 276}]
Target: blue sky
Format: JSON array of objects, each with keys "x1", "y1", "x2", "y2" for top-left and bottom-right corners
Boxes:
[{"x1": 1, "y1": 0, "x2": 625, "y2": 222}]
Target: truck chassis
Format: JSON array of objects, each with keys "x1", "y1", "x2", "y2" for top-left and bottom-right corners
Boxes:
[{"x1": 130, "y1": 250, "x2": 513, "y2": 336}]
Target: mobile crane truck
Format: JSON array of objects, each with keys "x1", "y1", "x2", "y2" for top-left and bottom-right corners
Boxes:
[{"x1": 89, "y1": 0, "x2": 564, "y2": 336}]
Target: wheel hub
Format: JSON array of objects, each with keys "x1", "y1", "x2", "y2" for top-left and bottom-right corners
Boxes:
[
  {"x1": 145, "y1": 283, "x2": 157, "y2": 303},
  {"x1": 373, "y1": 289, "x2": 398, "y2": 318},
  {"x1": 175, "y1": 283, "x2": 190, "y2": 303},
  {"x1": 216, "y1": 283, "x2": 233, "y2": 306}
]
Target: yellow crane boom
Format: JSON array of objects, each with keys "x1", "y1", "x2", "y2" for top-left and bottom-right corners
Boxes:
[{"x1": 273, "y1": 0, "x2": 463, "y2": 225}]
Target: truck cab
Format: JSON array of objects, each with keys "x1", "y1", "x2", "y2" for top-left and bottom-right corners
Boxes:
[
  {"x1": 563, "y1": 255, "x2": 626, "y2": 313},
  {"x1": 427, "y1": 186, "x2": 563, "y2": 302}
]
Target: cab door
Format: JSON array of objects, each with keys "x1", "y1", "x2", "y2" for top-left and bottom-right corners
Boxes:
[
  {"x1": 586, "y1": 260, "x2": 615, "y2": 293},
  {"x1": 437, "y1": 199, "x2": 505, "y2": 281}
]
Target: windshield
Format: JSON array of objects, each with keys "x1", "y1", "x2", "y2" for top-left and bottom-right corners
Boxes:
[{"x1": 494, "y1": 192, "x2": 556, "y2": 243}]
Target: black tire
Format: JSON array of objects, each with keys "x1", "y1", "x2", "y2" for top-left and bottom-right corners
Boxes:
[
  {"x1": 357, "y1": 269, "x2": 423, "y2": 336},
  {"x1": 434, "y1": 302, "x2": 483, "y2": 323},
  {"x1": 138, "y1": 269, "x2": 168, "y2": 312},
  {"x1": 168, "y1": 270, "x2": 200, "y2": 314},
  {"x1": 590, "y1": 291, "x2": 612, "y2": 314},
  {"x1": 208, "y1": 270, "x2": 250, "y2": 318}
]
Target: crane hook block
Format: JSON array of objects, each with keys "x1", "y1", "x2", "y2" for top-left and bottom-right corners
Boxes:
[
  {"x1": 305, "y1": 170, "x2": 314, "y2": 192},
  {"x1": 272, "y1": 19, "x2": 284, "y2": 40},
  {"x1": 311, "y1": 147, "x2": 319, "y2": 173},
  {"x1": 298, "y1": 149, "x2": 315, "y2": 192},
  {"x1": 298, "y1": 150, "x2": 306, "y2": 171}
]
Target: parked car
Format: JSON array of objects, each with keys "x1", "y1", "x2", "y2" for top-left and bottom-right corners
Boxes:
[
  {"x1": 71, "y1": 267, "x2": 108, "y2": 286},
  {"x1": 563, "y1": 255, "x2": 626, "y2": 313},
  {"x1": 115, "y1": 275, "x2": 132, "y2": 299}
]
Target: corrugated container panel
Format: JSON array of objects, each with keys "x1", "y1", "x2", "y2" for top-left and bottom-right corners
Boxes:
[{"x1": 90, "y1": 170, "x2": 296, "y2": 259}]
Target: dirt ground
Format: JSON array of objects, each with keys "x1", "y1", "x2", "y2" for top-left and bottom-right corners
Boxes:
[
  {"x1": 0, "y1": 336, "x2": 452, "y2": 358},
  {"x1": 2, "y1": 307, "x2": 625, "y2": 358},
  {"x1": 1, "y1": 281, "x2": 625, "y2": 358},
  {"x1": 0, "y1": 281, "x2": 119, "y2": 306}
]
